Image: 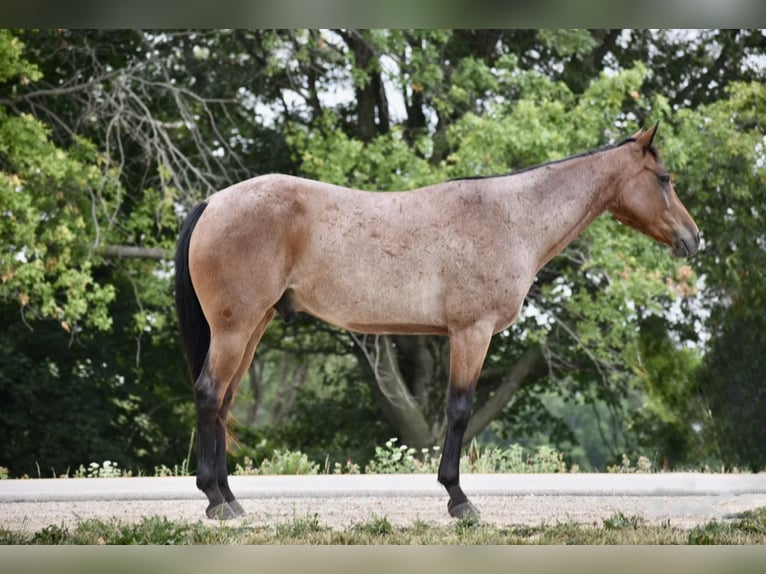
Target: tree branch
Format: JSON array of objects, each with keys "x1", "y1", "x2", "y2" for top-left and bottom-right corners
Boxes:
[{"x1": 99, "y1": 245, "x2": 168, "y2": 260}]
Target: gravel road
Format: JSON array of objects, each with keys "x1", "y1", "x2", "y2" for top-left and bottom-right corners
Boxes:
[{"x1": 2, "y1": 473, "x2": 765, "y2": 533}]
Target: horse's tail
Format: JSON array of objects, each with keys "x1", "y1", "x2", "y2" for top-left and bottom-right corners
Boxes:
[{"x1": 174, "y1": 201, "x2": 210, "y2": 383}]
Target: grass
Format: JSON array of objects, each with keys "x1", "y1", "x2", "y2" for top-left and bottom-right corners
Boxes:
[{"x1": 3, "y1": 507, "x2": 766, "y2": 545}]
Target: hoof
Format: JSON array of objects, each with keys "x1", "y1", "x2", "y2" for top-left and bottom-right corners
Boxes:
[
  {"x1": 227, "y1": 499, "x2": 246, "y2": 517},
  {"x1": 448, "y1": 499, "x2": 480, "y2": 519},
  {"x1": 206, "y1": 502, "x2": 238, "y2": 520}
]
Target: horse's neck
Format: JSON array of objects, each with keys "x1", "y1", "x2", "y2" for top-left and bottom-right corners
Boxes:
[{"x1": 500, "y1": 150, "x2": 623, "y2": 269}]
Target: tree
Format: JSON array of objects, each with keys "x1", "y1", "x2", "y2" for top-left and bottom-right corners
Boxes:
[
  {"x1": 0, "y1": 30, "x2": 202, "y2": 474},
  {"x1": 667, "y1": 81, "x2": 766, "y2": 469}
]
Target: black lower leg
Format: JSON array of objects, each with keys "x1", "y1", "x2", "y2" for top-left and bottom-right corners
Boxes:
[
  {"x1": 196, "y1": 419, "x2": 232, "y2": 518},
  {"x1": 215, "y1": 414, "x2": 245, "y2": 516},
  {"x1": 438, "y1": 386, "x2": 478, "y2": 518},
  {"x1": 195, "y1": 370, "x2": 236, "y2": 519}
]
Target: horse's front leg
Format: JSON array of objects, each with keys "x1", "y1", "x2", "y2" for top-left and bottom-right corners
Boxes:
[{"x1": 438, "y1": 322, "x2": 493, "y2": 519}]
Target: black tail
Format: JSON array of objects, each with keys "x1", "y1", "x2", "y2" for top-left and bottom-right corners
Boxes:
[{"x1": 174, "y1": 202, "x2": 209, "y2": 383}]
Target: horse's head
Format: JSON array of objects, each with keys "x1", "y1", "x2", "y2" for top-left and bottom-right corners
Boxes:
[{"x1": 609, "y1": 122, "x2": 700, "y2": 258}]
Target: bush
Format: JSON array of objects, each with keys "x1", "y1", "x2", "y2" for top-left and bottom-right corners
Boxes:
[
  {"x1": 364, "y1": 438, "x2": 573, "y2": 474},
  {"x1": 234, "y1": 450, "x2": 319, "y2": 475}
]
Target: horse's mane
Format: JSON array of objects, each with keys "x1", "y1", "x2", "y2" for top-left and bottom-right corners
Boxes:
[{"x1": 449, "y1": 137, "x2": 656, "y2": 182}]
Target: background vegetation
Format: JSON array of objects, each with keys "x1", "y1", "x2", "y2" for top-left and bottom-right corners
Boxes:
[{"x1": 1, "y1": 29, "x2": 765, "y2": 477}]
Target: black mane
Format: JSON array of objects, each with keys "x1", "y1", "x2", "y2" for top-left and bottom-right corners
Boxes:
[{"x1": 448, "y1": 137, "x2": 653, "y2": 182}]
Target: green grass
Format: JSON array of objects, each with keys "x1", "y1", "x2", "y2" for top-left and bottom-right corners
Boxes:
[{"x1": 3, "y1": 507, "x2": 766, "y2": 545}]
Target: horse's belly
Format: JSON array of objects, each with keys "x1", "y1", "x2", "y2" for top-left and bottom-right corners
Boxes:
[{"x1": 290, "y1": 274, "x2": 449, "y2": 336}]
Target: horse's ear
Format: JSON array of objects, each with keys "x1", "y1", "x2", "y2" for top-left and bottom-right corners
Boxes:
[
  {"x1": 630, "y1": 126, "x2": 645, "y2": 140},
  {"x1": 636, "y1": 121, "x2": 659, "y2": 150}
]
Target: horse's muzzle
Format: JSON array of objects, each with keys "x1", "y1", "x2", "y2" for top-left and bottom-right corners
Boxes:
[{"x1": 671, "y1": 229, "x2": 700, "y2": 258}]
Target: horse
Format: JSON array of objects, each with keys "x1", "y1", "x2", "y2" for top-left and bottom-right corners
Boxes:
[{"x1": 174, "y1": 122, "x2": 700, "y2": 519}]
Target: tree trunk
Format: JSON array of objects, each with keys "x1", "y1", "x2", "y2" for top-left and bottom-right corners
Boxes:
[
  {"x1": 353, "y1": 332, "x2": 546, "y2": 449},
  {"x1": 338, "y1": 29, "x2": 389, "y2": 142},
  {"x1": 245, "y1": 360, "x2": 265, "y2": 426},
  {"x1": 269, "y1": 353, "x2": 309, "y2": 427},
  {"x1": 351, "y1": 333, "x2": 438, "y2": 448}
]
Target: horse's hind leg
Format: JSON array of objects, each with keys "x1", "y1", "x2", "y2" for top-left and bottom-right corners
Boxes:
[
  {"x1": 214, "y1": 310, "x2": 275, "y2": 517},
  {"x1": 194, "y1": 328, "x2": 247, "y2": 519},
  {"x1": 438, "y1": 322, "x2": 493, "y2": 519},
  {"x1": 195, "y1": 309, "x2": 277, "y2": 520}
]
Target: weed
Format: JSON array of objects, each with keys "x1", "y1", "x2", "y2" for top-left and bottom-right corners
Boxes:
[
  {"x1": 0, "y1": 526, "x2": 27, "y2": 544},
  {"x1": 463, "y1": 441, "x2": 570, "y2": 473},
  {"x1": 406, "y1": 518, "x2": 433, "y2": 536},
  {"x1": 686, "y1": 508, "x2": 766, "y2": 545},
  {"x1": 365, "y1": 438, "x2": 574, "y2": 475},
  {"x1": 153, "y1": 460, "x2": 192, "y2": 477},
  {"x1": 687, "y1": 520, "x2": 729, "y2": 544},
  {"x1": 234, "y1": 449, "x2": 319, "y2": 476},
  {"x1": 330, "y1": 458, "x2": 361, "y2": 474},
  {"x1": 274, "y1": 513, "x2": 326, "y2": 539},
  {"x1": 603, "y1": 512, "x2": 648, "y2": 531},
  {"x1": 73, "y1": 460, "x2": 127, "y2": 478},
  {"x1": 30, "y1": 524, "x2": 70, "y2": 544},
  {"x1": 353, "y1": 514, "x2": 393, "y2": 537},
  {"x1": 453, "y1": 513, "x2": 483, "y2": 536},
  {"x1": 365, "y1": 438, "x2": 441, "y2": 474},
  {"x1": 607, "y1": 454, "x2": 654, "y2": 473},
  {"x1": 734, "y1": 507, "x2": 766, "y2": 535},
  {"x1": 112, "y1": 516, "x2": 195, "y2": 544}
]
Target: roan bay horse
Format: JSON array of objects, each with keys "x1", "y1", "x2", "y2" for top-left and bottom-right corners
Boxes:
[{"x1": 175, "y1": 123, "x2": 700, "y2": 519}]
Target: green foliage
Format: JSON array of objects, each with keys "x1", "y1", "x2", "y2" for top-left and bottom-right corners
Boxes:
[
  {"x1": 364, "y1": 438, "x2": 442, "y2": 474},
  {"x1": 0, "y1": 33, "x2": 194, "y2": 480},
  {"x1": 0, "y1": 29, "x2": 42, "y2": 85},
  {"x1": 665, "y1": 80, "x2": 766, "y2": 469},
  {"x1": 606, "y1": 454, "x2": 653, "y2": 474},
  {"x1": 697, "y1": 310, "x2": 766, "y2": 471},
  {"x1": 231, "y1": 356, "x2": 393, "y2": 472},
  {"x1": 0, "y1": 301, "x2": 195, "y2": 478},
  {"x1": 0, "y1": 113, "x2": 119, "y2": 331},
  {"x1": 273, "y1": 513, "x2": 327, "y2": 540},
  {"x1": 0, "y1": 33, "x2": 123, "y2": 332},
  {"x1": 537, "y1": 29, "x2": 599, "y2": 59},
  {"x1": 602, "y1": 511, "x2": 649, "y2": 531},
  {"x1": 233, "y1": 450, "x2": 319, "y2": 476},
  {"x1": 687, "y1": 508, "x2": 766, "y2": 545},
  {"x1": 288, "y1": 112, "x2": 437, "y2": 190},
  {"x1": 73, "y1": 460, "x2": 126, "y2": 478},
  {"x1": 352, "y1": 514, "x2": 394, "y2": 537},
  {"x1": 364, "y1": 438, "x2": 572, "y2": 474}
]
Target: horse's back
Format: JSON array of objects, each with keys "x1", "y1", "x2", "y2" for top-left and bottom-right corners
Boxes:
[{"x1": 192, "y1": 173, "x2": 529, "y2": 336}]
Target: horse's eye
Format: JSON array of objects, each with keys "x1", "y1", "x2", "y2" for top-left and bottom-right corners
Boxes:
[{"x1": 658, "y1": 174, "x2": 670, "y2": 185}]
